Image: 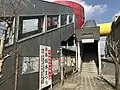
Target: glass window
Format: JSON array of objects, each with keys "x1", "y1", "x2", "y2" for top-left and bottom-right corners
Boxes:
[
  {"x1": 69, "y1": 15, "x2": 73, "y2": 23},
  {"x1": 18, "y1": 16, "x2": 44, "y2": 39},
  {"x1": 22, "y1": 57, "x2": 39, "y2": 75},
  {"x1": 61, "y1": 14, "x2": 67, "y2": 26},
  {"x1": 23, "y1": 19, "x2": 38, "y2": 33},
  {"x1": 47, "y1": 15, "x2": 59, "y2": 30}
]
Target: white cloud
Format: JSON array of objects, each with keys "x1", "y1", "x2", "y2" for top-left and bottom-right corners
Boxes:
[{"x1": 44, "y1": 0, "x2": 107, "y2": 20}]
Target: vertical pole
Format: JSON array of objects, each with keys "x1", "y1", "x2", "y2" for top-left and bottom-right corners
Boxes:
[
  {"x1": 66, "y1": 41, "x2": 68, "y2": 49},
  {"x1": 58, "y1": 15, "x2": 61, "y2": 27},
  {"x1": 76, "y1": 42, "x2": 78, "y2": 71},
  {"x1": 60, "y1": 47, "x2": 64, "y2": 85},
  {"x1": 98, "y1": 40, "x2": 101, "y2": 75},
  {"x1": 67, "y1": 14, "x2": 69, "y2": 24},
  {"x1": 78, "y1": 42, "x2": 81, "y2": 72},
  {"x1": 13, "y1": 17, "x2": 18, "y2": 90},
  {"x1": 14, "y1": 54, "x2": 19, "y2": 90},
  {"x1": 42, "y1": 15, "x2": 46, "y2": 33}
]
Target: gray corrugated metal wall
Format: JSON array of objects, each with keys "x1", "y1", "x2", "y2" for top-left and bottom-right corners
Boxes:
[
  {"x1": 0, "y1": 1, "x2": 74, "y2": 90},
  {"x1": 0, "y1": 0, "x2": 73, "y2": 15}
]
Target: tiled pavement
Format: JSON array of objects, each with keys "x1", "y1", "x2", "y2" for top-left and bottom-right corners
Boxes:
[{"x1": 52, "y1": 73, "x2": 115, "y2": 90}]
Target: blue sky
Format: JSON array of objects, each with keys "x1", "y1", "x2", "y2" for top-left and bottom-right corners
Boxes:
[
  {"x1": 45, "y1": 0, "x2": 120, "y2": 24},
  {"x1": 85, "y1": 0, "x2": 120, "y2": 23}
]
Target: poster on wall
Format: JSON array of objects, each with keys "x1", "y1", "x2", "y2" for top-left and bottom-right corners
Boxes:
[
  {"x1": 22, "y1": 57, "x2": 39, "y2": 75},
  {"x1": 39, "y1": 45, "x2": 52, "y2": 90},
  {"x1": 52, "y1": 58, "x2": 60, "y2": 75}
]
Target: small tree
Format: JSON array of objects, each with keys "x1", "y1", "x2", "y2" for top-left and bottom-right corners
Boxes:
[
  {"x1": 0, "y1": 0, "x2": 24, "y2": 73},
  {"x1": 106, "y1": 36, "x2": 120, "y2": 90},
  {"x1": 0, "y1": 0, "x2": 24, "y2": 90}
]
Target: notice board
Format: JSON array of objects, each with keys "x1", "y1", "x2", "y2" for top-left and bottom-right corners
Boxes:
[{"x1": 39, "y1": 45, "x2": 52, "y2": 90}]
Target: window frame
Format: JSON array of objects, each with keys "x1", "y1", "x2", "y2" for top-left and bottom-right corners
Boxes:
[
  {"x1": 47, "y1": 15, "x2": 59, "y2": 30},
  {"x1": 61, "y1": 14, "x2": 68, "y2": 26},
  {"x1": 18, "y1": 15, "x2": 44, "y2": 39},
  {"x1": 69, "y1": 14, "x2": 73, "y2": 23}
]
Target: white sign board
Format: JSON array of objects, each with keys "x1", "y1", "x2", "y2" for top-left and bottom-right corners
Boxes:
[
  {"x1": 39, "y1": 45, "x2": 52, "y2": 90},
  {"x1": 82, "y1": 39, "x2": 94, "y2": 43}
]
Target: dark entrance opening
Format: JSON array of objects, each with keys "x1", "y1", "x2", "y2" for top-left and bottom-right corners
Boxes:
[{"x1": 81, "y1": 41, "x2": 99, "y2": 67}]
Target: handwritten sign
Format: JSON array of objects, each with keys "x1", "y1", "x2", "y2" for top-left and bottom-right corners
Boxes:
[{"x1": 39, "y1": 45, "x2": 52, "y2": 90}]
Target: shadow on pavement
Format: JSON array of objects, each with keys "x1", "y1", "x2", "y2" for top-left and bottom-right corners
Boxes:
[
  {"x1": 102, "y1": 59, "x2": 114, "y2": 64},
  {"x1": 94, "y1": 76, "x2": 116, "y2": 89}
]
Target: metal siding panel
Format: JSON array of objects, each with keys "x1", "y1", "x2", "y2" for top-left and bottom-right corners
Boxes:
[
  {"x1": 20, "y1": 0, "x2": 73, "y2": 15},
  {"x1": 3, "y1": 24, "x2": 74, "y2": 90},
  {"x1": 19, "y1": 73, "x2": 39, "y2": 90},
  {"x1": 0, "y1": 56, "x2": 15, "y2": 90}
]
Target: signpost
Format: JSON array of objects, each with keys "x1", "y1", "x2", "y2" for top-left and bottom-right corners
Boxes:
[{"x1": 39, "y1": 45, "x2": 52, "y2": 90}]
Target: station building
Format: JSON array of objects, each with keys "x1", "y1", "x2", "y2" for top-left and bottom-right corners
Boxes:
[{"x1": 0, "y1": 0, "x2": 84, "y2": 90}]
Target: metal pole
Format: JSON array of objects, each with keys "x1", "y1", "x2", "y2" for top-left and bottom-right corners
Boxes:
[
  {"x1": 76, "y1": 42, "x2": 78, "y2": 71},
  {"x1": 60, "y1": 47, "x2": 64, "y2": 85},
  {"x1": 98, "y1": 41, "x2": 101, "y2": 75},
  {"x1": 13, "y1": 17, "x2": 18, "y2": 90},
  {"x1": 14, "y1": 54, "x2": 19, "y2": 90},
  {"x1": 78, "y1": 42, "x2": 81, "y2": 72}
]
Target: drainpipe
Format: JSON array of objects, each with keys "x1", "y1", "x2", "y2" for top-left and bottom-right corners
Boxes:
[
  {"x1": 75, "y1": 41, "x2": 78, "y2": 71},
  {"x1": 98, "y1": 40, "x2": 101, "y2": 75},
  {"x1": 78, "y1": 41, "x2": 81, "y2": 72},
  {"x1": 60, "y1": 47, "x2": 64, "y2": 85}
]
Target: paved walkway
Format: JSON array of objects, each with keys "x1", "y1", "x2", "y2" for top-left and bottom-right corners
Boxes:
[{"x1": 52, "y1": 73, "x2": 115, "y2": 90}]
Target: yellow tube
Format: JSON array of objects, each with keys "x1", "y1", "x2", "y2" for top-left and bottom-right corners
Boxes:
[{"x1": 98, "y1": 23, "x2": 112, "y2": 35}]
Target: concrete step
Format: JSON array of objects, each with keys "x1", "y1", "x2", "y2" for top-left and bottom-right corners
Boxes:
[
  {"x1": 82, "y1": 63, "x2": 96, "y2": 66},
  {"x1": 82, "y1": 67, "x2": 97, "y2": 69},
  {"x1": 82, "y1": 69, "x2": 97, "y2": 71},
  {"x1": 82, "y1": 66, "x2": 97, "y2": 69},
  {"x1": 81, "y1": 71, "x2": 97, "y2": 73},
  {"x1": 81, "y1": 60, "x2": 98, "y2": 75},
  {"x1": 82, "y1": 66, "x2": 97, "y2": 68},
  {"x1": 81, "y1": 70, "x2": 98, "y2": 73}
]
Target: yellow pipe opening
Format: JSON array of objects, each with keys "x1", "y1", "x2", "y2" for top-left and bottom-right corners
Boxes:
[{"x1": 98, "y1": 23, "x2": 112, "y2": 35}]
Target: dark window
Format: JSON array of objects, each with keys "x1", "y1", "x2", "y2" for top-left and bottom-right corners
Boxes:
[
  {"x1": 61, "y1": 14, "x2": 67, "y2": 26},
  {"x1": 47, "y1": 15, "x2": 59, "y2": 30},
  {"x1": 18, "y1": 16, "x2": 44, "y2": 39},
  {"x1": 69, "y1": 15, "x2": 73, "y2": 23}
]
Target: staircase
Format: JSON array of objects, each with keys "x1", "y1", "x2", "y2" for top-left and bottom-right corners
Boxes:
[{"x1": 81, "y1": 60, "x2": 98, "y2": 75}]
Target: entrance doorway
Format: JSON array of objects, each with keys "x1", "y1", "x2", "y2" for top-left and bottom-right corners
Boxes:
[
  {"x1": 82, "y1": 41, "x2": 98, "y2": 61},
  {"x1": 81, "y1": 41, "x2": 99, "y2": 74}
]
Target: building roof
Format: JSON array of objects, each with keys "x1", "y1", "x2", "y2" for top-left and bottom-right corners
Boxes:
[{"x1": 114, "y1": 16, "x2": 120, "y2": 27}]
